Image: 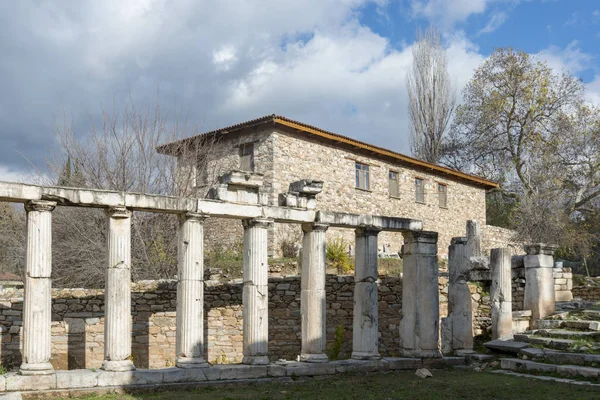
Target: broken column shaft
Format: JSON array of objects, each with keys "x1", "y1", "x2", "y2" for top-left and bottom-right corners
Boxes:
[
  {"x1": 524, "y1": 244, "x2": 557, "y2": 323},
  {"x1": 401, "y1": 231, "x2": 441, "y2": 358},
  {"x1": 352, "y1": 226, "x2": 381, "y2": 360},
  {"x1": 491, "y1": 248, "x2": 513, "y2": 340}
]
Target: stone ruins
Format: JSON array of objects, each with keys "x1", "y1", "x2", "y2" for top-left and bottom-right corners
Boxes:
[{"x1": 0, "y1": 173, "x2": 574, "y2": 396}]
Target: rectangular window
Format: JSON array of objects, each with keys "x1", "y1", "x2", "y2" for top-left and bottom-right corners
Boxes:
[
  {"x1": 355, "y1": 162, "x2": 370, "y2": 190},
  {"x1": 239, "y1": 143, "x2": 254, "y2": 171},
  {"x1": 415, "y1": 178, "x2": 425, "y2": 203},
  {"x1": 438, "y1": 183, "x2": 448, "y2": 208},
  {"x1": 389, "y1": 171, "x2": 399, "y2": 197}
]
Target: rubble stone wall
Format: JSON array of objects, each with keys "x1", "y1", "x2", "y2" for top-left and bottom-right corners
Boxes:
[
  {"x1": 572, "y1": 286, "x2": 600, "y2": 301},
  {"x1": 0, "y1": 274, "x2": 492, "y2": 370}
]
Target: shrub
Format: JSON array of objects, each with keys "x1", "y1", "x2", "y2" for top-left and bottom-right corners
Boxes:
[
  {"x1": 327, "y1": 325, "x2": 345, "y2": 360},
  {"x1": 326, "y1": 237, "x2": 353, "y2": 274}
]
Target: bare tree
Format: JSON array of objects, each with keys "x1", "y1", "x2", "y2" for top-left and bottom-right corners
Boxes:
[
  {"x1": 42, "y1": 96, "x2": 229, "y2": 287},
  {"x1": 406, "y1": 26, "x2": 455, "y2": 164}
]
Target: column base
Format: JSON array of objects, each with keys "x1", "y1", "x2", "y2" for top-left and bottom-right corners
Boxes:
[
  {"x1": 176, "y1": 357, "x2": 209, "y2": 368},
  {"x1": 300, "y1": 353, "x2": 329, "y2": 363},
  {"x1": 401, "y1": 349, "x2": 442, "y2": 358},
  {"x1": 20, "y1": 362, "x2": 54, "y2": 375},
  {"x1": 101, "y1": 359, "x2": 136, "y2": 372},
  {"x1": 242, "y1": 355, "x2": 270, "y2": 365},
  {"x1": 351, "y1": 351, "x2": 381, "y2": 360}
]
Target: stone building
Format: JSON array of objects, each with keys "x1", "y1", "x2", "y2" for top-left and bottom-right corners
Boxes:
[{"x1": 158, "y1": 114, "x2": 507, "y2": 258}]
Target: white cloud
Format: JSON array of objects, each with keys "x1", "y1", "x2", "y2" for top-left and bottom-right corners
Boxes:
[
  {"x1": 479, "y1": 11, "x2": 507, "y2": 34},
  {"x1": 536, "y1": 41, "x2": 593, "y2": 74},
  {"x1": 213, "y1": 45, "x2": 238, "y2": 71},
  {"x1": 411, "y1": 0, "x2": 487, "y2": 28}
]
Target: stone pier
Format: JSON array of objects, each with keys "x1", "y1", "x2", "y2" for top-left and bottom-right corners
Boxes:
[
  {"x1": 446, "y1": 237, "x2": 473, "y2": 354},
  {"x1": 524, "y1": 244, "x2": 557, "y2": 322},
  {"x1": 102, "y1": 206, "x2": 135, "y2": 372},
  {"x1": 400, "y1": 231, "x2": 441, "y2": 358},
  {"x1": 300, "y1": 223, "x2": 329, "y2": 363},
  {"x1": 491, "y1": 248, "x2": 513, "y2": 340},
  {"x1": 20, "y1": 200, "x2": 56, "y2": 375},
  {"x1": 176, "y1": 213, "x2": 209, "y2": 368},
  {"x1": 352, "y1": 226, "x2": 381, "y2": 360},
  {"x1": 466, "y1": 220, "x2": 481, "y2": 258},
  {"x1": 242, "y1": 218, "x2": 272, "y2": 365}
]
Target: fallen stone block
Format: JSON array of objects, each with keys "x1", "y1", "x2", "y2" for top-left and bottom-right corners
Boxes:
[
  {"x1": 56, "y1": 370, "x2": 99, "y2": 389},
  {"x1": 415, "y1": 368, "x2": 433, "y2": 378}
]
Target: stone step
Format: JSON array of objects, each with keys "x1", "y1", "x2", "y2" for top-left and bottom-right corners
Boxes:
[
  {"x1": 583, "y1": 310, "x2": 600, "y2": 321},
  {"x1": 564, "y1": 320, "x2": 600, "y2": 331},
  {"x1": 519, "y1": 347, "x2": 600, "y2": 367},
  {"x1": 513, "y1": 334, "x2": 576, "y2": 351},
  {"x1": 483, "y1": 340, "x2": 529, "y2": 354},
  {"x1": 492, "y1": 369, "x2": 600, "y2": 387},
  {"x1": 501, "y1": 358, "x2": 600, "y2": 380},
  {"x1": 525, "y1": 329, "x2": 600, "y2": 340}
]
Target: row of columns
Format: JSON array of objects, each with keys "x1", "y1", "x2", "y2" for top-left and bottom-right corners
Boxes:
[{"x1": 19, "y1": 200, "x2": 441, "y2": 375}]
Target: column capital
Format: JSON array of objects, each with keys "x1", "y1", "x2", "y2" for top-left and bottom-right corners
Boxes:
[
  {"x1": 25, "y1": 200, "x2": 56, "y2": 213},
  {"x1": 525, "y1": 243, "x2": 558, "y2": 256},
  {"x1": 242, "y1": 218, "x2": 273, "y2": 229},
  {"x1": 179, "y1": 212, "x2": 209, "y2": 222},
  {"x1": 404, "y1": 230, "x2": 438, "y2": 244},
  {"x1": 355, "y1": 225, "x2": 382, "y2": 237},
  {"x1": 301, "y1": 222, "x2": 329, "y2": 233},
  {"x1": 106, "y1": 206, "x2": 132, "y2": 219}
]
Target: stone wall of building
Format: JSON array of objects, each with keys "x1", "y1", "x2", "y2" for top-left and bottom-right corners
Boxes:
[
  {"x1": 270, "y1": 129, "x2": 487, "y2": 258},
  {"x1": 0, "y1": 274, "x2": 493, "y2": 370},
  {"x1": 186, "y1": 127, "x2": 490, "y2": 258}
]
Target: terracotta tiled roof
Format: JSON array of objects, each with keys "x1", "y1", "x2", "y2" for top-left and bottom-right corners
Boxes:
[{"x1": 157, "y1": 114, "x2": 499, "y2": 189}]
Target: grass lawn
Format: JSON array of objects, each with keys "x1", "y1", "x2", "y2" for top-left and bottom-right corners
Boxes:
[{"x1": 63, "y1": 369, "x2": 600, "y2": 400}]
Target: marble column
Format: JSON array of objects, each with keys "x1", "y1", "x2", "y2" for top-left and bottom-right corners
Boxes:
[
  {"x1": 20, "y1": 200, "x2": 56, "y2": 376},
  {"x1": 176, "y1": 213, "x2": 209, "y2": 368},
  {"x1": 447, "y1": 237, "x2": 473, "y2": 354},
  {"x1": 400, "y1": 231, "x2": 441, "y2": 358},
  {"x1": 352, "y1": 226, "x2": 381, "y2": 360},
  {"x1": 524, "y1": 244, "x2": 557, "y2": 323},
  {"x1": 242, "y1": 218, "x2": 272, "y2": 365},
  {"x1": 466, "y1": 220, "x2": 481, "y2": 258},
  {"x1": 102, "y1": 206, "x2": 135, "y2": 372},
  {"x1": 300, "y1": 223, "x2": 329, "y2": 363},
  {"x1": 491, "y1": 248, "x2": 513, "y2": 340}
]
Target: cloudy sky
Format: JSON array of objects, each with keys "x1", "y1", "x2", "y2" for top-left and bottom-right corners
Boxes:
[{"x1": 1, "y1": 0, "x2": 599, "y2": 183}]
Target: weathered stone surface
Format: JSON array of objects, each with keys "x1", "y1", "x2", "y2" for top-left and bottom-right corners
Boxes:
[
  {"x1": 384, "y1": 357, "x2": 422, "y2": 370},
  {"x1": 446, "y1": 237, "x2": 473, "y2": 354},
  {"x1": 162, "y1": 367, "x2": 207, "y2": 383},
  {"x1": 484, "y1": 340, "x2": 528, "y2": 354},
  {"x1": 103, "y1": 207, "x2": 135, "y2": 372},
  {"x1": 96, "y1": 371, "x2": 135, "y2": 387},
  {"x1": 491, "y1": 248, "x2": 513, "y2": 340},
  {"x1": 400, "y1": 231, "x2": 441, "y2": 358},
  {"x1": 5, "y1": 373, "x2": 56, "y2": 391},
  {"x1": 415, "y1": 368, "x2": 433, "y2": 378},
  {"x1": 300, "y1": 223, "x2": 328, "y2": 362},
  {"x1": 284, "y1": 362, "x2": 336, "y2": 376},
  {"x1": 56, "y1": 370, "x2": 99, "y2": 389},
  {"x1": 524, "y1": 247, "x2": 556, "y2": 322}
]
